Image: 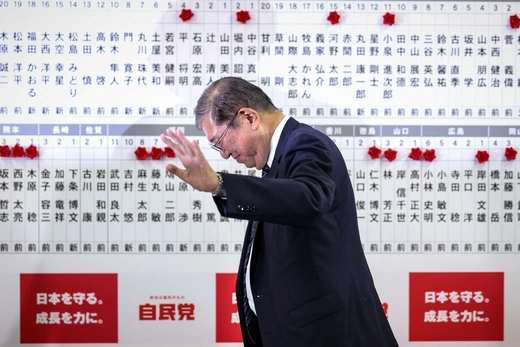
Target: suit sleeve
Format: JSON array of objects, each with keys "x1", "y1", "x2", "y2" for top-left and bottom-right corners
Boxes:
[{"x1": 213, "y1": 130, "x2": 336, "y2": 227}]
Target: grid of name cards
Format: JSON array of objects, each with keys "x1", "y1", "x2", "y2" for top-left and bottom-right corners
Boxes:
[{"x1": 0, "y1": 1, "x2": 519, "y2": 254}]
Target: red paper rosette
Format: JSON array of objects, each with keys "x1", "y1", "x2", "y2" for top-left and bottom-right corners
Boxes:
[
  {"x1": 236, "y1": 10, "x2": 251, "y2": 24},
  {"x1": 368, "y1": 146, "x2": 382, "y2": 159},
  {"x1": 423, "y1": 149, "x2": 436, "y2": 162},
  {"x1": 134, "y1": 146, "x2": 149, "y2": 160},
  {"x1": 327, "y1": 11, "x2": 340, "y2": 25},
  {"x1": 11, "y1": 144, "x2": 25, "y2": 157},
  {"x1": 179, "y1": 8, "x2": 194, "y2": 22},
  {"x1": 475, "y1": 150, "x2": 489, "y2": 164},
  {"x1": 164, "y1": 147, "x2": 176, "y2": 158},
  {"x1": 408, "y1": 147, "x2": 422, "y2": 161},
  {"x1": 150, "y1": 147, "x2": 164, "y2": 160},
  {"x1": 505, "y1": 147, "x2": 517, "y2": 161},
  {"x1": 383, "y1": 12, "x2": 395, "y2": 26},
  {"x1": 0, "y1": 145, "x2": 10, "y2": 157},
  {"x1": 25, "y1": 144, "x2": 39, "y2": 159},
  {"x1": 384, "y1": 148, "x2": 397, "y2": 162}
]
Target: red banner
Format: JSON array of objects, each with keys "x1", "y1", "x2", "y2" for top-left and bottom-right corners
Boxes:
[
  {"x1": 409, "y1": 272, "x2": 504, "y2": 341},
  {"x1": 20, "y1": 273, "x2": 118, "y2": 343},
  {"x1": 215, "y1": 273, "x2": 242, "y2": 342}
]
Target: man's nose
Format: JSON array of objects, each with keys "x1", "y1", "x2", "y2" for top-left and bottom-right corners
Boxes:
[{"x1": 220, "y1": 150, "x2": 231, "y2": 159}]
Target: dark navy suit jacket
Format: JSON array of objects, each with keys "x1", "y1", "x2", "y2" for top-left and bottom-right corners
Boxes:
[{"x1": 214, "y1": 117, "x2": 398, "y2": 347}]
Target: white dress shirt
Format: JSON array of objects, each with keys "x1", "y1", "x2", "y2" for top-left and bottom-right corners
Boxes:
[{"x1": 245, "y1": 115, "x2": 289, "y2": 314}]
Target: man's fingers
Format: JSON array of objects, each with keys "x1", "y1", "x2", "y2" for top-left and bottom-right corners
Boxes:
[
  {"x1": 162, "y1": 131, "x2": 186, "y2": 157},
  {"x1": 165, "y1": 128, "x2": 193, "y2": 157},
  {"x1": 175, "y1": 128, "x2": 196, "y2": 157},
  {"x1": 165, "y1": 128, "x2": 175, "y2": 138},
  {"x1": 162, "y1": 127, "x2": 215, "y2": 192},
  {"x1": 192, "y1": 139, "x2": 205, "y2": 158},
  {"x1": 160, "y1": 133, "x2": 174, "y2": 147}
]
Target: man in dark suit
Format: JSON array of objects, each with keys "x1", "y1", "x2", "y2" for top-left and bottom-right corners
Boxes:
[{"x1": 162, "y1": 77, "x2": 398, "y2": 347}]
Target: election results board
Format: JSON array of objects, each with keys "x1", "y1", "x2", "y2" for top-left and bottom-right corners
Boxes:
[{"x1": 1, "y1": 1, "x2": 520, "y2": 346}]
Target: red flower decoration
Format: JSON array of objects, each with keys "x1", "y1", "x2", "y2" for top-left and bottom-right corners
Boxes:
[
  {"x1": 383, "y1": 12, "x2": 395, "y2": 26},
  {"x1": 0, "y1": 145, "x2": 10, "y2": 157},
  {"x1": 510, "y1": 14, "x2": 520, "y2": 29},
  {"x1": 384, "y1": 148, "x2": 397, "y2": 162},
  {"x1": 150, "y1": 147, "x2": 164, "y2": 160},
  {"x1": 134, "y1": 147, "x2": 149, "y2": 160},
  {"x1": 423, "y1": 149, "x2": 436, "y2": 162},
  {"x1": 505, "y1": 147, "x2": 517, "y2": 161},
  {"x1": 12, "y1": 144, "x2": 25, "y2": 157},
  {"x1": 164, "y1": 147, "x2": 176, "y2": 158},
  {"x1": 368, "y1": 146, "x2": 381, "y2": 159},
  {"x1": 25, "y1": 144, "x2": 39, "y2": 159},
  {"x1": 327, "y1": 11, "x2": 340, "y2": 25},
  {"x1": 475, "y1": 150, "x2": 489, "y2": 164},
  {"x1": 179, "y1": 8, "x2": 194, "y2": 22},
  {"x1": 236, "y1": 10, "x2": 251, "y2": 24},
  {"x1": 408, "y1": 147, "x2": 422, "y2": 161}
]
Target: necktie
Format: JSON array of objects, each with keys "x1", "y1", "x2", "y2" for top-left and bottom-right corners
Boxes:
[
  {"x1": 243, "y1": 164, "x2": 270, "y2": 330},
  {"x1": 262, "y1": 164, "x2": 270, "y2": 178}
]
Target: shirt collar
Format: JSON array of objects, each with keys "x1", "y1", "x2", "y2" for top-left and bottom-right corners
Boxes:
[{"x1": 267, "y1": 115, "x2": 290, "y2": 168}]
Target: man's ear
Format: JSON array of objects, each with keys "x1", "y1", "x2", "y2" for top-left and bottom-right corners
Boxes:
[{"x1": 240, "y1": 108, "x2": 260, "y2": 130}]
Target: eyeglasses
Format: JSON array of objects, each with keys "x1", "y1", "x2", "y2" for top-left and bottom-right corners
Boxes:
[{"x1": 209, "y1": 110, "x2": 239, "y2": 152}]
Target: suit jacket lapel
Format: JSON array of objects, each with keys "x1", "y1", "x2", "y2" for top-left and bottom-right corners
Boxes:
[{"x1": 268, "y1": 117, "x2": 299, "y2": 178}]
